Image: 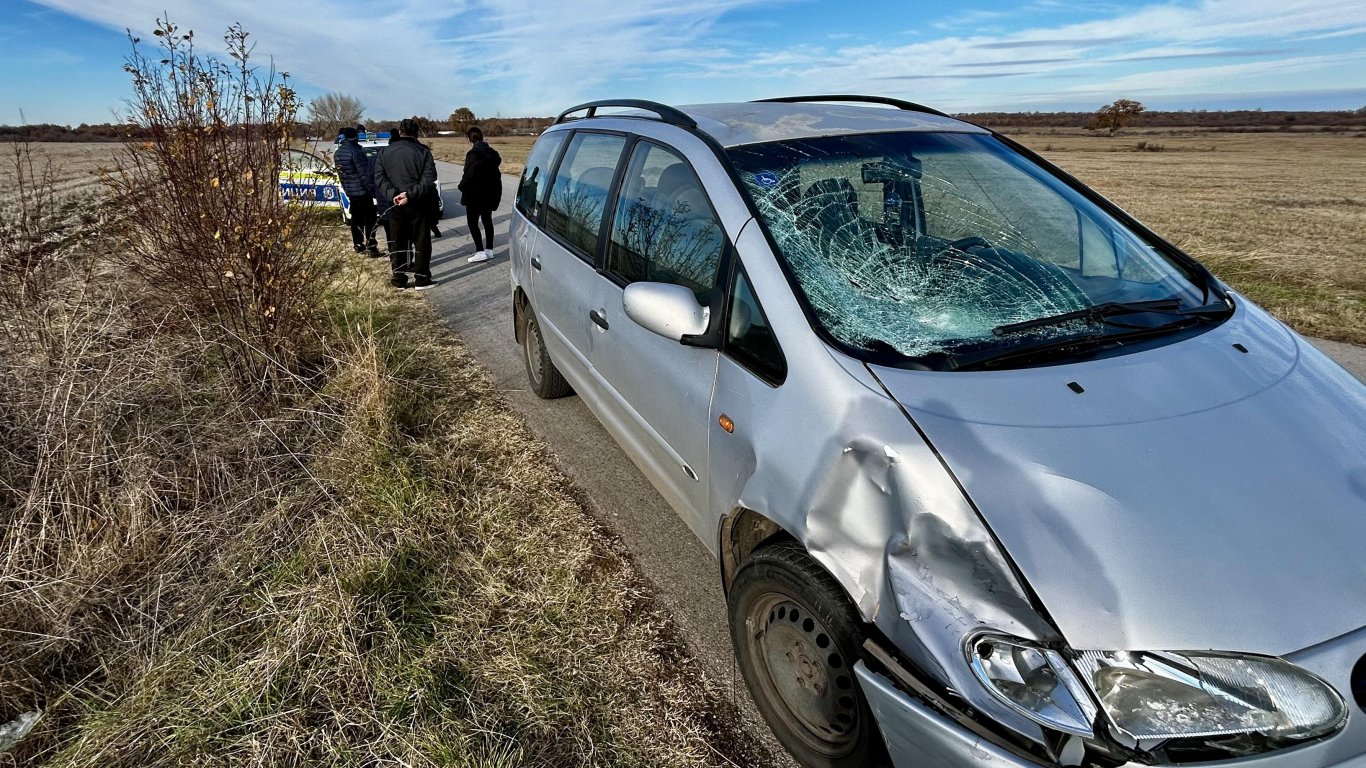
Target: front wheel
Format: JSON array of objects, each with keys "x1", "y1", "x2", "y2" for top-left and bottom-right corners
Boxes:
[
  {"x1": 728, "y1": 542, "x2": 889, "y2": 768},
  {"x1": 522, "y1": 312, "x2": 573, "y2": 399}
]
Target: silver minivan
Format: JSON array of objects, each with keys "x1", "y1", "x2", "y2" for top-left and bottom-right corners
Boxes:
[{"x1": 508, "y1": 97, "x2": 1366, "y2": 768}]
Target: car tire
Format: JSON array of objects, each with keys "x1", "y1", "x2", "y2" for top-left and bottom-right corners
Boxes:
[
  {"x1": 729, "y1": 542, "x2": 890, "y2": 768},
  {"x1": 522, "y1": 312, "x2": 573, "y2": 399}
]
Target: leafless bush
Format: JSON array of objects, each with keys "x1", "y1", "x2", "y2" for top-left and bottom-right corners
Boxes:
[{"x1": 103, "y1": 19, "x2": 329, "y2": 395}]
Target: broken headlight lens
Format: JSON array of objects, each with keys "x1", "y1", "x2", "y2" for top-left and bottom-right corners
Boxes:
[
  {"x1": 1074, "y1": 651, "x2": 1347, "y2": 749},
  {"x1": 968, "y1": 634, "x2": 1098, "y2": 737}
]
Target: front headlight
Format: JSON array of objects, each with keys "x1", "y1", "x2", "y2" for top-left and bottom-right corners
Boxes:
[
  {"x1": 969, "y1": 637, "x2": 1348, "y2": 760},
  {"x1": 1075, "y1": 650, "x2": 1347, "y2": 751},
  {"x1": 968, "y1": 634, "x2": 1098, "y2": 737}
]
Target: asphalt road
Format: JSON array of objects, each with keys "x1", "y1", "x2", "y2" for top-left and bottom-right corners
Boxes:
[{"x1": 420, "y1": 161, "x2": 1365, "y2": 766}]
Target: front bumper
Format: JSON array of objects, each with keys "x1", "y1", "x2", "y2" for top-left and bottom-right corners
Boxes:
[
  {"x1": 856, "y1": 661, "x2": 1366, "y2": 768},
  {"x1": 857, "y1": 662, "x2": 1047, "y2": 766}
]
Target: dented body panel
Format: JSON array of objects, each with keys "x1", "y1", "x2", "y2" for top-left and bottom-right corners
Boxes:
[
  {"x1": 710, "y1": 220, "x2": 1056, "y2": 743},
  {"x1": 871, "y1": 299, "x2": 1366, "y2": 657}
]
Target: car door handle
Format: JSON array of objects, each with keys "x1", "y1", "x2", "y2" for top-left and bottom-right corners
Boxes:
[
  {"x1": 530, "y1": 255, "x2": 541, "y2": 270},
  {"x1": 589, "y1": 309, "x2": 609, "y2": 330}
]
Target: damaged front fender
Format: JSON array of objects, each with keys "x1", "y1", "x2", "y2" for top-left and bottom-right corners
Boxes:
[
  {"x1": 709, "y1": 339, "x2": 1060, "y2": 747},
  {"x1": 801, "y1": 431, "x2": 1061, "y2": 746}
]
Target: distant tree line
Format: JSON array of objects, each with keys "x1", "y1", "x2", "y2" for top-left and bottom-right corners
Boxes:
[
  {"x1": 0, "y1": 123, "x2": 152, "y2": 142},
  {"x1": 11, "y1": 105, "x2": 1361, "y2": 142},
  {"x1": 295, "y1": 93, "x2": 555, "y2": 140},
  {"x1": 362, "y1": 111, "x2": 553, "y2": 137},
  {"x1": 0, "y1": 117, "x2": 557, "y2": 142},
  {"x1": 959, "y1": 108, "x2": 1366, "y2": 131}
]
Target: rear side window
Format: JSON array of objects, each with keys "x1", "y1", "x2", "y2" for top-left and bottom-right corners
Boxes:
[
  {"x1": 515, "y1": 131, "x2": 567, "y2": 220},
  {"x1": 606, "y1": 142, "x2": 724, "y2": 298},
  {"x1": 545, "y1": 132, "x2": 627, "y2": 260}
]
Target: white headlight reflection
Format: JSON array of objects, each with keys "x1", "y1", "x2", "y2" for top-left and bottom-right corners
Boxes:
[
  {"x1": 968, "y1": 634, "x2": 1098, "y2": 737},
  {"x1": 1074, "y1": 651, "x2": 1347, "y2": 748}
]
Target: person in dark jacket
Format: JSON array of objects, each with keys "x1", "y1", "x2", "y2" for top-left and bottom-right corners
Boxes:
[
  {"x1": 335, "y1": 126, "x2": 380, "y2": 256},
  {"x1": 374, "y1": 118, "x2": 438, "y2": 289},
  {"x1": 457, "y1": 126, "x2": 502, "y2": 263},
  {"x1": 373, "y1": 126, "x2": 400, "y2": 254}
]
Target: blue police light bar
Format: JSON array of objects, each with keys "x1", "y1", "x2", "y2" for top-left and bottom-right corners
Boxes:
[{"x1": 336, "y1": 131, "x2": 393, "y2": 143}]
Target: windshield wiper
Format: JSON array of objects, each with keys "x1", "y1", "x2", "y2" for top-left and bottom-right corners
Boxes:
[
  {"x1": 948, "y1": 321, "x2": 1199, "y2": 371},
  {"x1": 993, "y1": 299, "x2": 1182, "y2": 336},
  {"x1": 993, "y1": 299, "x2": 1233, "y2": 337}
]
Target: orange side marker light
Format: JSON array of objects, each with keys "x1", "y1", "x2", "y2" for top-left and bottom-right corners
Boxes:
[{"x1": 718, "y1": 414, "x2": 735, "y2": 433}]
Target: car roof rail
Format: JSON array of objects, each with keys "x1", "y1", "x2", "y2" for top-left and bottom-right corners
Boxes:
[
  {"x1": 554, "y1": 99, "x2": 698, "y2": 129},
  {"x1": 753, "y1": 95, "x2": 953, "y2": 120}
]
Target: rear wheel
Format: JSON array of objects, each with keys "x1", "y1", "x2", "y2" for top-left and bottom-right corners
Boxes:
[
  {"x1": 522, "y1": 312, "x2": 573, "y2": 399},
  {"x1": 728, "y1": 542, "x2": 889, "y2": 768}
]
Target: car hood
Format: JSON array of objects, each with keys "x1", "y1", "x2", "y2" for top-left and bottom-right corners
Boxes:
[{"x1": 870, "y1": 304, "x2": 1366, "y2": 656}]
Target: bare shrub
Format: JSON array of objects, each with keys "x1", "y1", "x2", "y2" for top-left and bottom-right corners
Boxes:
[{"x1": 103, "y1": 19, "x2": 329, "y2": 395}]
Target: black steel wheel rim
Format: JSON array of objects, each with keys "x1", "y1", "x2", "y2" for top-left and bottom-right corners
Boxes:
[
  {"x1": 526, "y1": 318, "x2": 544, "y2": 385},
  {"x1": 745, "y1": 592, "x2": 861, "y2": 755}
]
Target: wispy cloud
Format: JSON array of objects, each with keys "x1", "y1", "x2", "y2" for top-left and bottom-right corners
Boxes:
[
  {"x1": 679, "y1": 0, "x2": 1366, "y2": 110},
  {"x1": 973, "y1": 36, "x2": 1138, "y2": 50},
  {"x1": 1059, "y1": 50, "x2": 1366, "y2": 98},
  {"x1": 952, "y1": 57, "x2": 1075, "y2": 68},
  {"x1": 932, "y1": 8, "x2": 1012, "y2": 31},
  {"x1": 1110, "y1": 47, "x2": 1293, "y2": 62},
  {"x1": 24, "y1": 0, "x2": 1366, "y2": 117}
]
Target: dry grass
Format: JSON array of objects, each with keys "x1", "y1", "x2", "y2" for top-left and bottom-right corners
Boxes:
[
  {"x1": 1013, "y1": 131, "x2": 1366, "y2": 343},
  {"x1": 2, "y1": 171, "x2": 764, "y2": 764},
  {"x1": 1, "y1": 111, "x2": 768, "y2": 765}
]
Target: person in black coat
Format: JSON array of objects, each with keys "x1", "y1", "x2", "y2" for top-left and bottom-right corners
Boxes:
[
  {"x1": 374, "y1": 118, "x2": 438, "y2": 289},
  {"x1": 374, "y1": 126, "x2": 401, "y2": 254},
  {"x1": 335, "y1": 126, "x2": 380, "y2": 256},
  {"x1": 457, "y1": 126, "x2": 502, "y2": 263}
]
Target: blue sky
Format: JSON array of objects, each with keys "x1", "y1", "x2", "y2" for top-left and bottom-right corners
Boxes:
[{"x1": 4, "y1": 0, "x2": 1365, "y2": 126}]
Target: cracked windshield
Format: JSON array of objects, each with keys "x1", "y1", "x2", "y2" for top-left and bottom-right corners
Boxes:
[{"x1": 728, "y1": 131, "x2": 1208, "y2": 362}]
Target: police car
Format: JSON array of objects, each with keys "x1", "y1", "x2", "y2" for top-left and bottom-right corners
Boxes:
[
  {"x1": 278, "y1": 146, "x2": 346, "y2": 219},
  {"x1": 279, "y1": 131, "x2": 444, "y2": 222}
]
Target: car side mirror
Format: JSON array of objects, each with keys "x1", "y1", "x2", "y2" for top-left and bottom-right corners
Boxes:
[{"x1": 622, "y1": 282, "x2": 710, "y2": 342}]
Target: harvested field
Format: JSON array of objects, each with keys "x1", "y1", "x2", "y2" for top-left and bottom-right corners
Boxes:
[
  {"x1": 0, "y1": 142, "x2": 120, "y2": 198},
  {"x1": 427, "y1": 135, "x2": 538, "y2": 177},
  {"x1": 1014, "y1": 131, "x2": 1366, "y2": 344}
]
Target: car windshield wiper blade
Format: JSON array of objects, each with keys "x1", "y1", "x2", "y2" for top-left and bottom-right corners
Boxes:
[
  {"x1": 947, "y1": 320, "x2": 1200, "y2": 371},
  {"x1": 993, "y1": 299, "x2": 1181, "y2": 337},
  {"x1": 1174, "y1": 300, "x2": 1235, "y2": 318}
]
